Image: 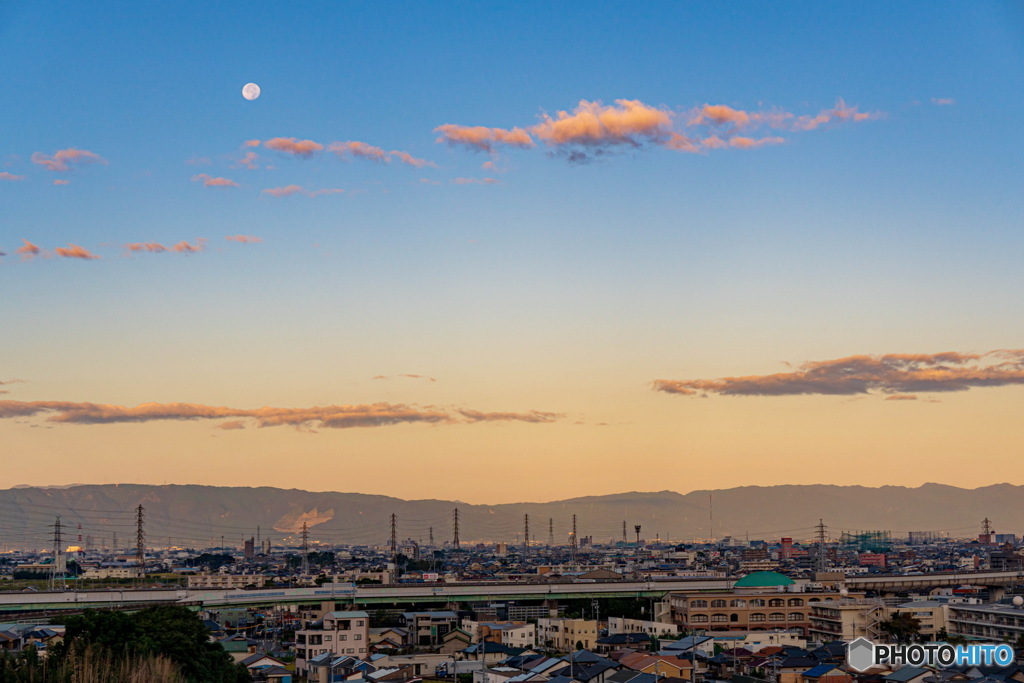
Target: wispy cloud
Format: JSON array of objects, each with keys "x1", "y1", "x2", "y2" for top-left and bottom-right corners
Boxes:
[
  {"x1": 31, "y1": 148, "x2": 107, "y2": 172},
  {"x1": 125, "y1": 239, "x2": 205, "y2": 254},
  {"x1": 191, "y1": 173, "x2": 239, "y2": 188},
  {"x1": 451, "y1": 177, "x2": 499, "y2": 185},
  {"x1": 434, "y1": 125, "x2": 535, "y2": 152},
  {"x1": 931, "y1": 97, "x2": 956, "y2": 106},
  {"x1": 243, "y1": 139, "x2": 261, "y2": 147},
  {"x1": 0, "y1": 399, "x2": 562, "y2": 430},
  {"x1": 263, "y1": 137, "x2": 324, "y2": 157},
  {"x1": 373, "y1": 374, "x2": 438, "y2": 382},
  {"x1": 54, "y1": 244, "x2": 99, "y2": 260},
  {"x1": 53, "y1": 179, "x2": 71, "y2": 186},
  {"x1": 234, "y1": 151, "x2": 260, "y2": 169},
  {"x1": 226, "y1": 235, "x2": 262, "y2": 243},
  {"x1": 653, "y1": 350, "x2": 1024, "y2": 398},
  {"x1": 262, "y1": 184, "x2": 344, "y2": 198},
  {"x1": 0, "y1": 172, "x2": 24, "y2": 181},
  {"x1": 328, "y1": 141, "x2": 436, "y2": 167},
  {"x1": 16, "y1": 240, "x2": 42, "y2": 261}
]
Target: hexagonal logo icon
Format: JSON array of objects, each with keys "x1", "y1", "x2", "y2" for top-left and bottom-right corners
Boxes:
[{"x1": 847, "y1": 637, "x2": 875, "y2": 672}]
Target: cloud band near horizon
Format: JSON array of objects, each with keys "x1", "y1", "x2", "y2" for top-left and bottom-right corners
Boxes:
[
  {"x1": 0, "y1": 399, "x2": 561, "y2": 430},
  {"x1": 653, "y1": 350, "x2": 1024, "y2": 398}
]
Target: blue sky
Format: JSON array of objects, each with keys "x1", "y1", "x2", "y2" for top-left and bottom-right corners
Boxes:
[{"x1": 1, "y1": 2, "x2": 1023, "y2": 502}]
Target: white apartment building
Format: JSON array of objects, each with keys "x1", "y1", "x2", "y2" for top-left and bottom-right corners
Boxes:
[
  {"x1": 536, "y1": 618, "x2": 598, "y2": 651},
  {"x1": 295, "y1": 610, "x2": 370, "y2": 676}
]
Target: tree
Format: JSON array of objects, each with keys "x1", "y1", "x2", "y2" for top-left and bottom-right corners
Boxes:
[{"x1": 879, "y1": 611, "x2": 921, "y2": 644}]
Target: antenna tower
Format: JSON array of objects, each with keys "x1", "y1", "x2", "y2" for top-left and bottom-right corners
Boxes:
[
  {"x1": 135, "y1": 504, "x2": 146, "y2": 574},
  {"x1": 635, "y1": 524, "x2": 642, "y2": 548},
  {"x1": 49, "y1": 516, "x2": 66, "y2": 591},
  {"x1": 548, "y1": 518, "x2": 554, "y2": 547},
  {"x1": 570, "y1": 514, "x2": 578, "y2": 560},
  {"x1": 452, "y1": 507, "x2": 460, "y2": 550},
  {"x1": 300, "y1": 522, "x2": 310, "y2": 575},
  {"x1": 390, "y1": 513, "x2": 398, "y2": 563}
]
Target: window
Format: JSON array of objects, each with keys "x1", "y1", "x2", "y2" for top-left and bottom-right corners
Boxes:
[
  {"x1": 360, "y1": 648, "x2": 366, "y2": 653},
  {"x1": 711, "y1": 599, "x2": 727, "y2": 608},
  {"x1": 768, "y1": 598, "x2": 785, "y2": 607},
  {"x1": 769, "y1": 613, "x2": 785, "y2": 622},
  {"x1": 750, "y1": 613, "x2": 766, "y2": 622},
  {"x1": 354, "y1": 634, "x2": 362, "y2": 640},
  {"x1": 357, "y1": 621, "x2": 365, "y2": 626},
  {"x1": 749, "y1": 599, "x2": 765, "y2": 607},
  {"x1": 325, "y1": 635, "x2": 332, "y2": 641},
  {"x1": 691, "y1": 600, "x2": 708, "y2": 608},
  {"x1": 711, "y1": 614, "x2": 728, "y2": 623},
  {"x1": 730, "y1": 599, "x2": 745, "y2": 607},
  {"x1": 347, "y1": 648, "x2": 355, "y2": 654},
  {"x1": 730, "y1": 614, "x2": 739, "y2": 622},
  {"x1": 691, "y1": 615, "x2": 708, "y2": 623},
  {"x1": 788, "y1": 612, "x2": 803, "y2": 621},
  {"x1": 788, "y1": 598, "x2": 804, "y2": 607},
  {"x1": 340, "y1": 635, "x2": 347, "y2": 641}
]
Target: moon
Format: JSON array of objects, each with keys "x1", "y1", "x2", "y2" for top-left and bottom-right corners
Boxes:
[{"x1": 242, "y1": 83, "x2": 261, "y2": 101}]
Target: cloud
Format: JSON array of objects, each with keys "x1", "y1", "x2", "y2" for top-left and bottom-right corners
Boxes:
[
  {"x1": 31, "y1": 148, "x2": 107, "y2": 172},
  {"x1": 931, "y1": 98, "x2": 956, "y2": 106},
  {"x1": 234, "y1": 151, "x2": 260, "y2": 169},
  {"x1": 217, "y1": 420, "x2": 247, "y2": 430},
  {"x1": 653, "y1": 350, "x2": 1024, "y2": 398},
  {"x1": 328, "y1": 141, "x2": 437, "y2": 168},
  {"x1": 263, "y1": 137, "x2": 324, "y2": 157},
  {"x1": 451, "y1": 177, "x2": 499, "y2": 185},
  {"x1": 262, "y1": 184, "x2": 344, "y2": 197},
  {"x1": 16, "y1": 240, "x2": 42, "y2": 261},
  {"x1": 729, "y1": 136, "x2": 785, "y2": 149},
  {"x1": 185, "y1": 156, "x2": 212, "y2": 166},
  {"x1": 885, "y1": 394, "x2": 918, "y2": 401},
  {"x1": 226, "y1": 234, "x2": 262, "y2": 243},
  {"x1": 791, "y1": 98, "x2": 879, "y2": 131},
  {"x1": 53, "y1": 179, "x2": 70, "y2": 186},
  {"x1": 434, "y1": 124, "x2": 535, "y2": 152},
  {"x1": 0, "y1": 399, "x2": 562, "y2": 430},
  {"x1": 243, "y1": 139, "x2": 261, "y2": 147},
  {"x1": 374, "y1": 374, "x2": 438, "y2": 382},
  {"x1": 691, "y1": 104, "x2": 752, "y2": 128},
  {"x1": 0, "y1": 172, "x2": 24, "y2": 181},
  {"x1": 125, "y1": 239, "x2": 205, "y2": 254},
  {"x1": 54, "y1": 244, "x2": 99, "y2": 260},
  {"x1": 532, "y1": 99, "x2": 674, "y2": 151},
  {"x1": 191, "y1": 173, "x2": 239, "y2": 188}
]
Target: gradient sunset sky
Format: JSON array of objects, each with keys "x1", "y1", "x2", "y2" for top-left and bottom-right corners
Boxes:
[{"x1": 2, "y1": 2, "x2": 1023, "y2": 504}]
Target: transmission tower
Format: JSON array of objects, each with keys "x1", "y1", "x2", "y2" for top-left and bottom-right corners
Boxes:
[
  {"x1": 390, "y1": 513, "x2": 398, "y2": 563},
  {"x1": 524, "y1": 514, "x2": 530, "y2": 555},
  {"x1": 622, "y1": 520, "x2": 627, "y2": 546},
  {"x1": 135, "y1": 504, "x2": 146, "y2": 574},
  {"x1": 570, "y1": 514, "x2": 578, "y2": 560},
  {"x1": 429, "y1": 526, "x2": 434, "y2": 548},
  {"x1": 452, "y1": 507, "x2": 460, "y2": 550},
  {"x1": 300, "y1": 522, "x2": 310, "y2": 575},
  {"x1": 49, "y1": 516, "x2": 66, "y2": 592},
  {"x1": 548, "y1": 518, "x2": 554, "y2": 547},
  {"x1": 815, "y1": 519, "x2": 828, "y2": 572},
  {"x1": 635, "y1": 524, "x2": 642, "y2": 548}
]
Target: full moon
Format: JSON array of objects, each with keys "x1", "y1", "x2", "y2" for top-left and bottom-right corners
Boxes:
[{"x1": 242, "y1": 83, "x2": 261, "y2": 101}]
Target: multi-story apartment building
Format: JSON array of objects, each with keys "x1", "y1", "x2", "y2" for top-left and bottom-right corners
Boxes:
[
  {"x1": 400, "y1": 611, "x2": 459, "y2": 647},
  {"x1": 948, "y1": 603, "x2": 1024, "y2": 642},
  {"x1": 669, "y1": 571, "x2": 856, "y2": 637},
  {"x1": 186, "y1": 573, "x2": 266, "y2": 589},
  {"x1": 808, "y1": 600, "x2": 888, "y2": 641},
  {"x1": 537, "y1": 617, "x2": 599, "y2": 651},
  {"x1": 295, "y1": 610, "x2": 369, "y2": 677},
  {"x1": 606, "y1": 617, "x2": 681, "y2": 638},
  {"x1": 462, "y1": 620, "x2": 537, "y2": 649}
]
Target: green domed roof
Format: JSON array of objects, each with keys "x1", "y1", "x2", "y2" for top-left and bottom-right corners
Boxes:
[{"x1": 733, "y1": 570, "x2": 795, "y2": 587}]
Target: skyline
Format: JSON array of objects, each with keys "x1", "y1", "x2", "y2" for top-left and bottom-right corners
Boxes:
[{"x1": 2, "y1": 2, "x2": 1023, "y2": 503}]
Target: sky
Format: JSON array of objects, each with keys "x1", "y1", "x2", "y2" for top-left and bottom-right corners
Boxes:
[{"x1": 2, "y1": 1, "x2": 1023, "y2": 504}]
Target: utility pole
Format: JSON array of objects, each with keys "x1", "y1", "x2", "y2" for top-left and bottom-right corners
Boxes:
[
  {"x1": 135, "y1": 504, "x2": 146, "y2": 575},
  {"x1": 815, "y1": 519, "x2": 828, "y2": 573},
  {"x1": 453, "y1": 507, "x2": 460, "y2": 550},
  {"x1": 635, "y1": 524, "x2": 642, "y2": 548},
  {"x1": 524, "y1": 514, "x2": 530, "y2": 555},
  {"x1": 49, "y1": 516, "x2": 66, "y2": 592},
  {"x1": 390, "y1": 513, "x2": 398, "y2": 564},
  {"x1": 301, "y1": 522, "x2": 310, "y2": 575}
]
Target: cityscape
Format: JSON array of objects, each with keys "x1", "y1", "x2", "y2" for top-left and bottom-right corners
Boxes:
[{"x1": 3, "y1": 1, "x2": 1024, "y2": 681}]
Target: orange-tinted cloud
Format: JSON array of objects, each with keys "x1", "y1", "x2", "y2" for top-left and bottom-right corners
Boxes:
[
  {"x1": 16, "y1": 239, "x2": 42, "y2": 261},
  {"x1": 191, "y1": 173, "x2": 239, "y2": 188},
  {"x1": 931, "y1": 98, "x2": 955, "y2": 106},
  {"x1": 217, "y1": 420, "x2": 247, "y2": 430},
  {"x1": 434, "y1": 124, "x2": 535, "y2": 152},
  {"x1": 451, "y1": 177, "x2": 499, "y2": 185},
  {"x1": 262, "y1": 185, "x2": 343, "y2": 197},
  {"x1": 263, "y1": 137, "x2": 324, "y2": 157},
  {"x1": 327, "y1": 141, "x2": 436, "y2": 168},
  {"x1": 792, "y1": 98, "x2": 878, "y2": 131},
  {"x1": 226, "y1": 235, "x2": 262, "y2": 243},
  {"x1": 0, "y1": 399, "x2": 562, "y2": 430},
  {"x1": 0, "y1": 172, "x2": 24, "y2": 181},
  {"x1": 243, "y1": 139, "x2": 261, "y2": 147},
  {"x1": 653, "y1": 351, "x2": 1024, "y2": 397},
  {"x1": 729, "y1": 136, "x2": 785, "y2": 149},
  {"x1": 53, "y1": 179, "x2": 70, "y2": 186},
  {"x1": 234, "y1": 151, "x2": 259, "y2": 169},
  {"x1": 54, "y1": 244, "x2": 99, "y2": 260},
  {"x1": 885, "y1": 394, "x2": 919, "y2": 401},
  {"x1": 125, "y1": 239, "x2": 205, "y2": 254},
  {"x1": 533, "y1": 99, "x2": 673, "y2": 149},
  {"x1": 31, "y1": 148, "x2": 106, "y2": 172},
  {"x1": 691, "y1": 104, "x2": 752, "y2": 128}
]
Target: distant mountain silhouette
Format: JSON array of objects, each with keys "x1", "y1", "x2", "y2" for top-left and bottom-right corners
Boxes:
[{"x1": 0, "y1": 483, "x2": 1013, "y2": 550}]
